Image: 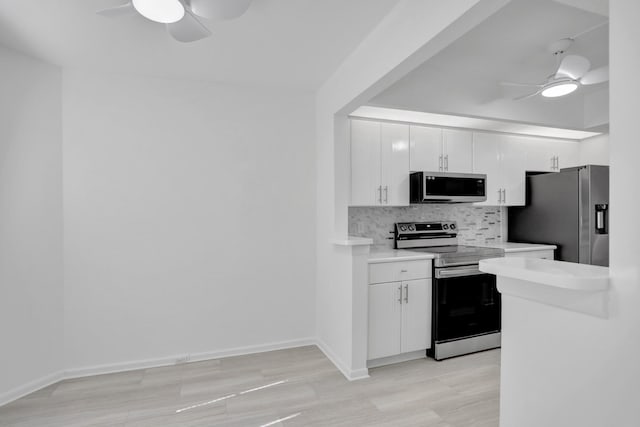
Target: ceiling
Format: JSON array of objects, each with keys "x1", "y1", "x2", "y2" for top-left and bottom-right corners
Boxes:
[
  {"x1": 370, "y1": 0, "x2": 609, "y2": 131},
  {"x1": 0, "y1": 0, "x2": 399, "y2": 89}
]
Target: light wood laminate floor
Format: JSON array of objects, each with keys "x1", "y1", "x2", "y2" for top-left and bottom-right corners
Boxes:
[{"x1": 0, "y1": 346, "x2": 500, "y2": 426}]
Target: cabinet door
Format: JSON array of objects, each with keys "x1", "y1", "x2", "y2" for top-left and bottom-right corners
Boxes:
[
  {"x1": 501, "y1": 139, "x2": 526, "y2": 206},
  {"x1": 555, "y1": 142, "x2": 579, "y2": 170},
  {"x1": 473, "y1": 132, "x2": 502, "y2": 206},
  {"x1": 522, "y1": 136, "x2": 556, "y2": 172},
  {"x1": 350, "y1": 120, "x2": 381, "y2": 206},
  {"x1": 409, "y1": 125, "x2": 442, "y2": 172},
  {"x1": 400, "y1": 279, "x2": 431, "y2": 353},
  {"x1": 368, "y1": 282, "x2": 402, "y2": 360},
  {"x1": 443, "y1": 129, "x2": 473, "y2": 173},
  {"x1": 380, "y1": 122, "x2": 410, "y2": 206}
]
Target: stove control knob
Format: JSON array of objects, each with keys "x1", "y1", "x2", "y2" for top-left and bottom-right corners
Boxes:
[
  {"x1": 400, "y1": 225, "x2": 407, "y2": 232},
  {"x1": 408, "y1": 225, "x2": 415, "y2": 231},
  {"x1": 443, "y1": 224, "x2": 449, "y2": 230},
  {"x1": 450, "y1": 223, "x2": 456, "y2": 230}
]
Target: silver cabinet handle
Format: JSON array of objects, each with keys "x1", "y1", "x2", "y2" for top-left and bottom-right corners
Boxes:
[
  {"x1": 404, "y1": 284, "x2": 408, "y2": 303},
  {"x1": 555, "y1": 156, "x2": 559, "y2": 170},
  {"x1": 398, "y1": 285, "x2": 403, "y2": 304},
  {"x1": 384, "y1": 186, "x2": 388, "y2": 204},
  {"x1": 378, "y1": 186, "x2": 382, "y2": 204},
  {"x1": 550, "y1": 156, "x2": 555, "y2": 170},
  {"x1": 400, "y1": 269, "x2": 408, "y2": 273},
  {"x1": 444, "y1": 155, "x2": 449, "y2": 171},
  {"x1": 497, "y1": 189, "x2": 502, "y2": 204},
  {"x1": 439, "y1": 155, "x2": 443, "y2": 171},
  {"x1": 502, "y1": 188, "x2": 506, "y2": 204}
]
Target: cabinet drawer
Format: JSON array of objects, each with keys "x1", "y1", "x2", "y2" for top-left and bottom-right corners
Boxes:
[
  {"x1": 369, "y1": 260, "x2": 431, "y2": 284},
  {"x1": 505, "y1": 249, "x2": 554, "y2": 260}
]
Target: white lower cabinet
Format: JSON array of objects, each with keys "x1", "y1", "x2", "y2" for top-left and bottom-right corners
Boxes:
[
  {"x1": 400, "y1": 279, "x2": 431, "y2": 353},
  {"x1": 368, "y1": 282, "x2": 402, "y2": 359},
  {"x1": 368, "y1": 261, "x2": 432, "y2": 361}
]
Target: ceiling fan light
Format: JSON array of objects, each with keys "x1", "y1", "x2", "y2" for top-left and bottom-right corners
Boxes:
[
  {"x1": 132, "y1": 0, "x2": 185, "y2": 24},
  {"x1": 541, "y1": 81, "x2": 578, "y2": 98}
]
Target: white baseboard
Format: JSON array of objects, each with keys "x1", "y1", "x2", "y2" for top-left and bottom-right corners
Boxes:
[
  {"x1": 64, "y1": 337, "x2": 317, "y2": 380},
  {"x1": 315, "y1": 338, "x2": 369, "y2": 381},
  {"x1": 0, "y1": 371, "x2": 64, "y2": 408},
  {"x1": 0, "y1": 336, "x2": 365, "y2": 408},
  {"x1": 366, "y1": 350, "x2": 427, "y2": 369}
]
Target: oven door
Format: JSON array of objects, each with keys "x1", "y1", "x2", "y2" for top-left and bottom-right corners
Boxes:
[{"x1": 433, "y1": 265, "x2": 501, "y2": 343}]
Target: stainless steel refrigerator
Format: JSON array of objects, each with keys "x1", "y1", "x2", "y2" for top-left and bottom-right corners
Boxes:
[{"x1": 508, "y1": 165, "x2": 609, "y2": 266}]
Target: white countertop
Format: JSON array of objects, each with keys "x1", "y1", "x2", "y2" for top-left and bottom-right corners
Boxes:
[
  {"x1": 368, "y1": 246, "x2": 435, "y2": 263},
  {"x1": 368, "y1": 241, "x2": 554, "y2": 263},
  {"x1": 477, "y1": 242, "x2": 557, "y2": 253},
  {"x1": 332, "y1": 236, "x2": 374, "y2": 246},
  {"x1": 479, "y1": 257, "x2": 609, "y2": 291}
]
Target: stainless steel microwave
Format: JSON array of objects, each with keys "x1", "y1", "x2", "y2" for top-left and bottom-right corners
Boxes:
[{"x1": 410, "y1": 172, "x2": 487, "y2": 203}]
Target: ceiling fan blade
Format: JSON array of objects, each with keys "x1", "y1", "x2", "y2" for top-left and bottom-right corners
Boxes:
[
  {"x1": 96, "y1": 1, "x2": 136, "y2": 18},
  {"x1": 500, "y1": 81, "x2": 544, "y2": 88},
  {"x1": 167, "y1": 10, "x2": 211, "y2": 42},
  {"x1": 580, "y1": 65, "x2": 609, "y2": 85},
  {"x1": 513, "y1": 90, "x2": 541, "y2": 101},
  {"x1": 189, "y1": 0, "x2": 253, "y2": 21},
  {"x1": 555, "y1": 55, "x2": 591, "y2": 80}
]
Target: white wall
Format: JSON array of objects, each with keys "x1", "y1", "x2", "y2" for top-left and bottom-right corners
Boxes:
[
  {"x1": 0, "y1": 47, "x2": 63, "y2": 402},
  {"x1": 62, "y1": 72, "x2": 316, "y2": 372},
  {"x1": 579, "y1": 133, "x2": 609, "y2": 165},
  {"x1": 315, "y1": 0, "x2": 509, "y2": 378}
]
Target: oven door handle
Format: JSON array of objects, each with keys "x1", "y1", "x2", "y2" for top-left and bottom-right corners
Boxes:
[{"x1": 435, "y1": 266, "x2": 485, "y2": 278}]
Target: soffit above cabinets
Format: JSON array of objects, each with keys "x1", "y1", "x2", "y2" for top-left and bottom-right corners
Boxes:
[{"x1": 350, "y1": 106, "x2": 600, "y2": 141}]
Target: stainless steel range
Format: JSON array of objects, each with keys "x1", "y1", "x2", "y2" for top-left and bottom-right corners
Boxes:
[{"x1": 394, "y1": 221, "x2": 504, "y2": 360}]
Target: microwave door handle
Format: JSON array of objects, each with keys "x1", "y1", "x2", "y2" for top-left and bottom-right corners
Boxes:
[{"x1": 439, "y1": 155, "x2": 443, "y2": 171}]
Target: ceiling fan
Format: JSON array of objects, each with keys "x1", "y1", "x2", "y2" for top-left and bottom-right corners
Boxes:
[
  {"x1": 97, "y1": 0, "x2": 253, "y2": 42},
  {"x1": 501, "y1": 23, "x2": 609, "y2": 100}
]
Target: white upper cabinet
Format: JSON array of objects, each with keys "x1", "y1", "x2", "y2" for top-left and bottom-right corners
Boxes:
[
  {"x1": 351, "y1": 120, "x2": 381, "y2": 206},
  {"x1": 409, "y1": 125, "x2": 441, "y2": 172},
  {"x1": 442, "y1": 129, "x2": 474, "y2": 173},
  {"x1": 473, "y1": 133, "x2": 502, "y2": 206},
  {"x1": 380, "y1": 123, "x2": 410, "y2": 206},
  {"x1": 500, "y1": 138, "x2": 527, "y2": 206},
  {"x1": 409, "y1": 126, "x2": 473, "y2": 173},
  {"x1": 520, "y1": 135, "x2": 579, "y2": 172},
  {"x1": 554, "y1": 142, "x2": 579, "y2": 170},
  {"x1": 350, "y1": 119, "x2": 409, "y2": 206},
  {"x1": 473, "y1": 133, "x2": 525, "y2": 206}
]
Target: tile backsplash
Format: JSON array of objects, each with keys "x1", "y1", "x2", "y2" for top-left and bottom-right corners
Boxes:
[{"x1": 349, "y1": 205, "x2": 505, "y2": 247}]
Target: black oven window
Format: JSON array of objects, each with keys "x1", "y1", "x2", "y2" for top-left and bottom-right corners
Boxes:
[{"x1": 434, "y1": 273, "x2": 501, "y2": 342}]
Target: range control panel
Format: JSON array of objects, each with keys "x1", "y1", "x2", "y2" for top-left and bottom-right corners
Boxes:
[{"x1": 395, "y1": 221, "x2": 457, "y2": 234}]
